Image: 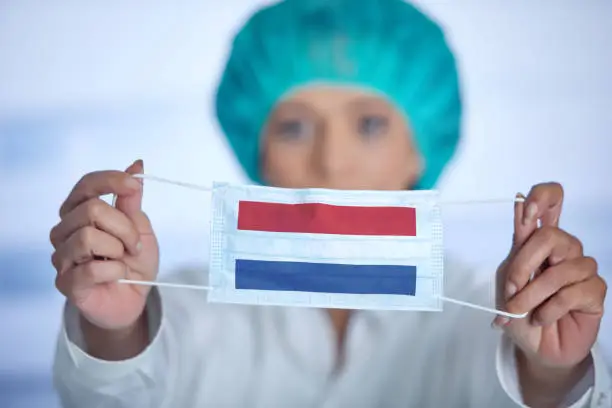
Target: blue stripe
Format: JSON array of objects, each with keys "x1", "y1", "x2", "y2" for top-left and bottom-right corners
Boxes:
[{"x1": 235, "y1": 259, "x2": 417, "y2": 296}]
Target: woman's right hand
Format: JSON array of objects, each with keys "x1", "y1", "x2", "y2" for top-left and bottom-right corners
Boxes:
[{"x1": 50, "y1": 160, "x2": 160, "y2": 332}]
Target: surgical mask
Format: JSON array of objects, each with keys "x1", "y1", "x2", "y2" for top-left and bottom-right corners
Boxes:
[
  {"x1": 119, "y1": 174, "x2": 526, "y2": 319},
  {"x1": 208, "y1": 181, "x2": 443, "y2": 311}
]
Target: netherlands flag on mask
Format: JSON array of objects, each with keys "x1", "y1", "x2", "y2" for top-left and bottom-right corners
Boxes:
[{"x1": 208, "y1": 183, "x2": 444, "y2": 311}]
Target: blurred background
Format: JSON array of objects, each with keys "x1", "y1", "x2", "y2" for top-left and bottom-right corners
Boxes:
[{"x1": 1, "y1": 1, "x2": 611, "y2": 407}]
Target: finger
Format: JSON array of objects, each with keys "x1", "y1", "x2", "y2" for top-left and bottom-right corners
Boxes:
[
  {"x1": 50, "y1": 198, "x2": 141, "y2": 255},
  {"x1": 60, "y1": 169, "x2": 142, "y2": 218},
  {"x1": 114, "y1": 160, "x2": 144, "y2": 217},
  {"x1": 505, "y1": 227, "x2": 581, "y2": 296},
  {"x1": 51, "y1": 227, "x2": 125, "y2": 274},
  {"x1": 523, "y1": 182, "x2": 564, "y2": 227},
  {"x1": 504, "y1": 257, "x2": 598, "y2": 316},
  {"x1": 512, "y1": 192, "x2": 537, "y2": 250},
  {"x1": 114, "y1": 160, "x2": 154, "y2": 235},
  {"x1": 531, "y1": 276, "x2": 607, "y2": 326},
  {"x1": 56, "y1": 260, "x2": 127, "y2": 298}
]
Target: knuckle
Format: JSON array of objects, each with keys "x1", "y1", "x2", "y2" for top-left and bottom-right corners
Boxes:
[
  {"x1": 127, "y1": 224, "x2": 141, "y2": 246},
  {"x1": 76, "y1": 173, "x2": 89, "y2": 186},
  {"x1": 531, "y1": 183, "x2": 546, "y2": 194},
  {"x1": 528, "y1": 182, "x2": 563, "y2": 205},
  {"x1": 54, "y1": 271, "x2": 73, "y2": 297},
  {"x1": 505, "y1": 298, "x2": 523, "y2": 314},
  {"x1": 128, "y1": 233, "x2": 140, "y2": 251},
  {"x1": 555, "y1": 288, "x2": 573, "y2": 308},
  {"x1": 534, "y1": 308, "x2": 554, "y2": 325},
  {"x1": 139, "y1": 211, "x2": 151, "y2": 225},
  {"x1": 75, "y1": 171, "x2": 108, "y2": 195},
  {"x1": 84, "y1": 198, "x2": 104, "y2": 221},
  {"x1": 537, "y1": 225, "x2": 558, "y2": 241},
  {"x1": 576, "y1": 239, "x2": 584, "y2": 254},
  {"x1": 80, "y1": 170, "x2": 104, "y2": 185},
  {"x1": 597, "y1": 275, "x2": 608, "y2": 297},
  {"x1": 582, "y1": 256, "x2": 598, "y2": 273},
  {"x1": 49, "y1": 223, "x2": 60, "y2": 246},
  {"x1": 80, "y1": 171, "x2": 97, "y2": 183},
  {"x1": 78, "y1": 226, "x2": 98, "y2": 246},
  {"x1": 565, "y1": 232, "x2": 583, "y2": 252},
  {"x1": 505, "y1": 260, "x2": 524, "y2": 284},
  {"x1": 573, "y1": 237, "x2": 584, "y2": 254},
  {"x1": 54, "y1": 274, "x2": 65, "y2": 295},
  {"x1": 51, "y1": 251, "x2": 61, "y2": 271},
  {"x1": 72, "y1": 174, "x2": 91, "y2": 195},
  {"x1": 541, "y1": 181, "x2": 563, "y2": 195},
  {"x1": 551, "y1": 182, "x2": 564, "y2": 197},
  {"x1": 544, "y1": 181, "x2": 563, "y2": 191},
  {"x1": 501, "y1": 259, "x2": 516, "y2": 279},
  {"x1": 71, "y1": 227, "x2": 99, "y2": 262}
]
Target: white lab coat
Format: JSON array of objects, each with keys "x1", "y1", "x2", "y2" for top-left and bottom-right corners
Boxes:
[{"x1": 52, "y1": 257, "x2": 612, "y2": 408}]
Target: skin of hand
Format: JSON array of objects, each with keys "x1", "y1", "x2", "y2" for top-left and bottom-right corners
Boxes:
[
  {"x1": 494, "y1": 182, "x2": 607, "y2": 406},
  {"x1": 50, "y1": 159, "x2": 160, "y2": 359}
]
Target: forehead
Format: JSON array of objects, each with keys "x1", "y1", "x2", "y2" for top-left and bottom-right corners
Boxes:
[{"x1": 275, "y1": 84, "x2": 396, "y2": 114}]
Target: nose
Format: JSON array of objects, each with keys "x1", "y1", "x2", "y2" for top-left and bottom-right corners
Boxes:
[{"x1": 312, "y1": 119, "x2": 357, "y2": 188}]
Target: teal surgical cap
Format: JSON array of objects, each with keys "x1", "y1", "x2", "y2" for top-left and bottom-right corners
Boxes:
[{"x1": 214, "y1": 0, "x2": 462, "y2": 189}]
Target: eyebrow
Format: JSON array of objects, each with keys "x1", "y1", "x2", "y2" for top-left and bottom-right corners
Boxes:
[
  {"x1": 272, "y1": 101, "x2": 317, "y2": 118},
  {"x1": 272, "y1": 95, "x2": 392, "y2": 118},
  {"x1": 346, "y1": 96, "x2": 392, "y2": 112}
]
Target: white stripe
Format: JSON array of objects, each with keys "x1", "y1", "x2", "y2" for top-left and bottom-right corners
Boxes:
[
  {"x1": 207, "y1": 287, "x2": 443, "y2": 311},
  {"x1": 226, "y1": 234, "x2": 433, "y2": 261},
  {"x1": 214, "y1": 181, "x2": 440, "y2": 206}
]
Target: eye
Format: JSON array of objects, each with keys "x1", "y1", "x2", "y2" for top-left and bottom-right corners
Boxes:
[
  {"x1": 358, "y1": 115, "x2": 388, "y2": 139},
  {"x1": 275, "y1": 119, "x2": 314, "y2": 141}
]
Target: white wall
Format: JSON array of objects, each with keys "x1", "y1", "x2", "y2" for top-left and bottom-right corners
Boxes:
[{"x1": 0, "y1": 1, "x2": 611, "y2": 405}]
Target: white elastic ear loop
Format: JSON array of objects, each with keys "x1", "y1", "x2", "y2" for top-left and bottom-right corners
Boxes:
[
  {"x1": 130, "y1": 174, "x2": 526, "y2": 205},
  {"x1": 117, "y1": 279, "x2": 527, "y2": 319},
  {"x1": 119, "y1": 173, "x2": 528, "y2": 319}
]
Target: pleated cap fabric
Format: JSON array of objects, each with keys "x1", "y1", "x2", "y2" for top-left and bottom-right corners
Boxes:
[{"x1": 215, "y1": 0, "x2": 462, "y2": 189}]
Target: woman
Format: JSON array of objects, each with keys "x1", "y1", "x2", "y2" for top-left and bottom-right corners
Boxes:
[{"x1": 50, "y1": 0, "x2": 610, "y2": 407}]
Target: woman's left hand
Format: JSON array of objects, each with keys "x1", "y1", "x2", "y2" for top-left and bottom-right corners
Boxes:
[{"x1": 494, "y1": 182, "x2": 607, "y2": 398}]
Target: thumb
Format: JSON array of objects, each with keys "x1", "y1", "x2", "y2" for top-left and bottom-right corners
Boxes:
[
  {"x1": 494, "y1": 192, "x2": 539, "y2": 326},
  {"x1": 115, "y1": 159, "x2": 144, "y2": 216}
]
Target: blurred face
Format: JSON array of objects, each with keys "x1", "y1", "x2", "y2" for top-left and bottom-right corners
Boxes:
[{"x1": 261, "y1": 86, "x2": 422, "y2": 190}]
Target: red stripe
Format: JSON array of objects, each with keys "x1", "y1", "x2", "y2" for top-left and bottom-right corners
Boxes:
[{"x1": 237, "y1": 201, "x2": 417, "y2": 236}]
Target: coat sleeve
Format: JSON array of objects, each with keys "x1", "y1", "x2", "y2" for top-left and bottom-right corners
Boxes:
[
  {"x1": 496, "y1": 328, "x2": 612, "y2": 407},
  {"x1": 52, "y1": 287, "x2": 172, "y2": 408},
  {"x1": 467, "y1": 263, "x2": 612, "y2": 408},
  {"x1": 51, "y1": 266, "x2": 229, "y2": 408},
  {"x1": 443, "y1": 258, "x2": 612, "y2": 408}
]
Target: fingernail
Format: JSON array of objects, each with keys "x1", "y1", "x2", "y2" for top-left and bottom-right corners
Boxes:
[
  {"x1": 505, "y1": 283, "x2": 517, "y2": 299},
  {"x1": 523, "y1": 203, "x2": 537, "y2": 225},
  {"x1": 515, "y1": 192, "x2": 525, "y2": 202},
  {"x1": 136, "y1": 241, "x2": 142, "y2": 253},
  {"x1": 125, "y1": 177, "x2": 141, "y2": 190}
]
